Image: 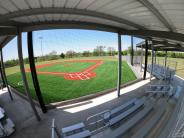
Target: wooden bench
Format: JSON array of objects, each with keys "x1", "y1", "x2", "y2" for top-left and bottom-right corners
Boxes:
[
  {"x1": 103, "y1": 102, "x2": 153, "y2": 138},
  {"x1": 109, "y1": 97, "x2": 146, "y2": 126},
  {"x1": 61, "y1": 122, "x2": 91, "y2": 138},
  {"x1": 131, "y1": 103, "x2": 165, "y2": 138}
]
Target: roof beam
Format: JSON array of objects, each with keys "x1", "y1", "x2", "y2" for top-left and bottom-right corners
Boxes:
[
  {"x1": 0, "y1": 7, "x2": 145, "y2": 29},
  {"x1": 152, "y1": 40, "x2": 184, "y2": 49},
  {"x1": 1, "y1": 20, "x2": 184, "y2": 45},
  {"x1": 22, "y1": 21, "x2": 184, "y2": 42},
  {"x1": 137, "y1": 44, "x2": 184, "y2": 51},
  {"x1": 0, "y1": 27, "x2": 17, "y2": 36},
  {"x1": 158, "y1": 47, "x2": 184, "y2": 52},
  {"x1": 0, "y1": 36, "x2": 15, "y2": 48},
  {"x1": 137, "y1": 40, "x2": 183, "y2": 49},
  {"x1": 121, "y1": 30, "x2": 184, "y2": 42},
  {"x1": 153, "y1": 45, "x2": 176, "y2": 49},
  {"x1": 22, "y1": 21, "x2": 120, "y2": 33},
  {"x1": 0, "y1": 21, "x2": 25, "y2": 27},
  {"x1": 137, "y1": 0, "x2": 175, "y2": 32},
  {"x1": 136, "y1": 40, "x2": 184, "y2": 51}
]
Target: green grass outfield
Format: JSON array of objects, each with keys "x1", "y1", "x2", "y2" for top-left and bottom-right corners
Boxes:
[{"x1": 5, "y1": 57, "x2": 137, "y2": 104}]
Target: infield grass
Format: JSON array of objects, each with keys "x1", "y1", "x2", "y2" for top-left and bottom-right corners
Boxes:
[
  {"x1": 38, "y1": 62, "x2": 96, "y2": 72},
  {"x1": 6, "y1": 57, "x2": 137, "y2": 104}
]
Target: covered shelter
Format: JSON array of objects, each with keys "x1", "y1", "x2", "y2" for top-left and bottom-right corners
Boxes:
[
  {"x1": 136, "y1": 39, "x2": 184, "y2": 79},
  {"x1": 136, "y1": 40, "x2": 184, "y2": 52},
  {"x1": 0, "y1": 0, "x2": 184, "y2": 138}
]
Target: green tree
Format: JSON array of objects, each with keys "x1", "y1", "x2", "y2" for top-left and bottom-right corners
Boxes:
[
  {"x1": 121, "y1": 50, "x2": 128, "y2": 55},
  {"x1": 171, "y1": 52, "x2": 176, "y2": 58},
  {"x1": 60, "y1": 53, "x2": 65, "y2": 59},
  {"x1": 82, "y1": 51, "x2": 91, "y2": 57}
]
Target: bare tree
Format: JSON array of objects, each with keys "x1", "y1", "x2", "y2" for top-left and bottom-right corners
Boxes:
[
  {"x1": 107, "y1": 47, "x2": 115, "y2": 56},
  {"x1": 66, "y1": 50, "x2": 77, "y2": 58},
  {"x1": 48, "y1": 50, "x2": 57, "y2": 56},
  {"x1": 93, "y1": 46, "x2": 106, "y2": 56}
]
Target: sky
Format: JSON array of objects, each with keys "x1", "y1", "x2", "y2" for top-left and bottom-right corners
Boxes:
[{"x1": 3, "y1": 29, "x2": 143, "y2": 61}]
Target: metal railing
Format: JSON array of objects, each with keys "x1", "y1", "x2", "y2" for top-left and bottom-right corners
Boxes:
[
  {"x1": 51, "y1": 119, "x2": 61, "y2": 138},
  {"x1": 86, "y1": 110, "x2": 110, "y2": 135}
]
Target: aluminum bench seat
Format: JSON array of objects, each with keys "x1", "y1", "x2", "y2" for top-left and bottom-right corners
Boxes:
[
  {"x1": 0, "y1": 118, "x2": 15, "y2": 136},
  {"x1": 0, "y1": 107, "x2": 5, "y2": 115},
  {"x1": 0, "y1": 107, "x2": 5, "y2": 120},
  {"x1": 0, "y1": 126, "x2": 4, "y2": 137},
  {"x1": 103, "y1": 102, "x2": 153, "y2": 138},
  {"x1": 148, "y1": 64, "x2": 175, "y2": 80},
  {"x1": 64, "y1": 130, "x2": 91, "y2": 138},
  {"x1": 62, "y1": 122, "x2": 91, "y2": 138},
  {"x1": 146, "y1": 85, "x2": 176, "y2": 98},
  {"x1": 131, "y1": 103, "x2": 166, "y2": 138},
  {"x1": 0, "y1": 111, "x2": 4, "y2": 120},
  {"x1": 109, "y1": 97, "x2": 146, "y2": 126},
  {"x1": 110, "y1": 98, "x2": 137, "y2": 117},
  {"x1": 103, "y1": 98, "x2": 137, "y2": 120},
  {"x1": 167, "y1": 86, "x2": 175, "y2": 97},
  {"x1": 6, "y1": 118, "x2": 15, "y2": 128},
  {"x1": 173, "y1": 86, "x2": 182, "y2": 100},
  {"x1": 62, "y1": 122, "x2": 85, "y2": 134},
  {"x1": 86, "y1": 98, "x2": 139, "y2": 135},
  {"x1": 146, "y1": 85, "x2": 171, "y2": 95}
]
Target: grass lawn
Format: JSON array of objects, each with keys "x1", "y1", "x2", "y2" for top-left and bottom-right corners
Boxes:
[
  {"x1": 5, "y1": 57, "x2": 137, "y2": 104},
  {"x1": 37, "y1": 62, "x2": 96, "y2": 72}
]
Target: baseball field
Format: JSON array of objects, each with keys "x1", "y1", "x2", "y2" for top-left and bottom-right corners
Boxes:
[{"x1": 5, "y1": 56, "x2": 137, "y2": 104}]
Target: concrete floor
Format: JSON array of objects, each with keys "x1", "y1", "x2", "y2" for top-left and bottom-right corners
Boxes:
[{"x1": 0, "y1": 79, "x2": 151, "y2": 138}]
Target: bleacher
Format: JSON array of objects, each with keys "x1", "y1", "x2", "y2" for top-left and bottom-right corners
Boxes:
[
  {"x1": 146, "y1": 85, "x2": 175, "y2": 97},
  {"x1": 0, "y1": 106, "x2": 15, "y2": 137},
  {"x1": 51, "y1": 80, "x2": 183, "y2": 138},
  {"x1": 147, "y1": 64, "x2": 175, "y2": 80}
]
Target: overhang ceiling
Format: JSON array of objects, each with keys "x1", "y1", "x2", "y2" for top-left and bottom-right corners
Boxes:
[
  {"x1": 136, "y1": 40, "x2": 184, "y2": 52},
  {"x1": 0, "y1": 0, "x2": 184, "y2": 51}
]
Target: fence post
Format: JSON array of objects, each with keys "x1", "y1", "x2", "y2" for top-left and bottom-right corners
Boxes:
[
  {"x1": 143, "y1": 40, "x2": 148, "y2": 80},
  {"x1": 117, "y1": 32, "x2": 122, "y2": 97},
  {"x1": 17, "y1": 28, "x2": 40, "y2": 121}
]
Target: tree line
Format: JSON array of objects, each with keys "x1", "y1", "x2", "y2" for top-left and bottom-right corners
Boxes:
[
  {"x1": 3, "y1": 46, "x2": 116, "y2": 68},
  {"x1": 3, "y1": 46, "x2": 184, "y2": 68}
]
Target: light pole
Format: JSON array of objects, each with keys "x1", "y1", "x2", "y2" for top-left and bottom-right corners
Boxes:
[{"x1": 39, "y1": 36, "x2": 43, "y2": 57}]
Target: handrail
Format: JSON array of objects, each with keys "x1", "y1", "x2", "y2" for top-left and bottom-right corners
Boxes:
[
  {"x1": 86, "y1": 110, "x2": 110, "y2": 135},
  {"x1": 51, "y1": 119, "x2": 61, "y2": 138}
]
